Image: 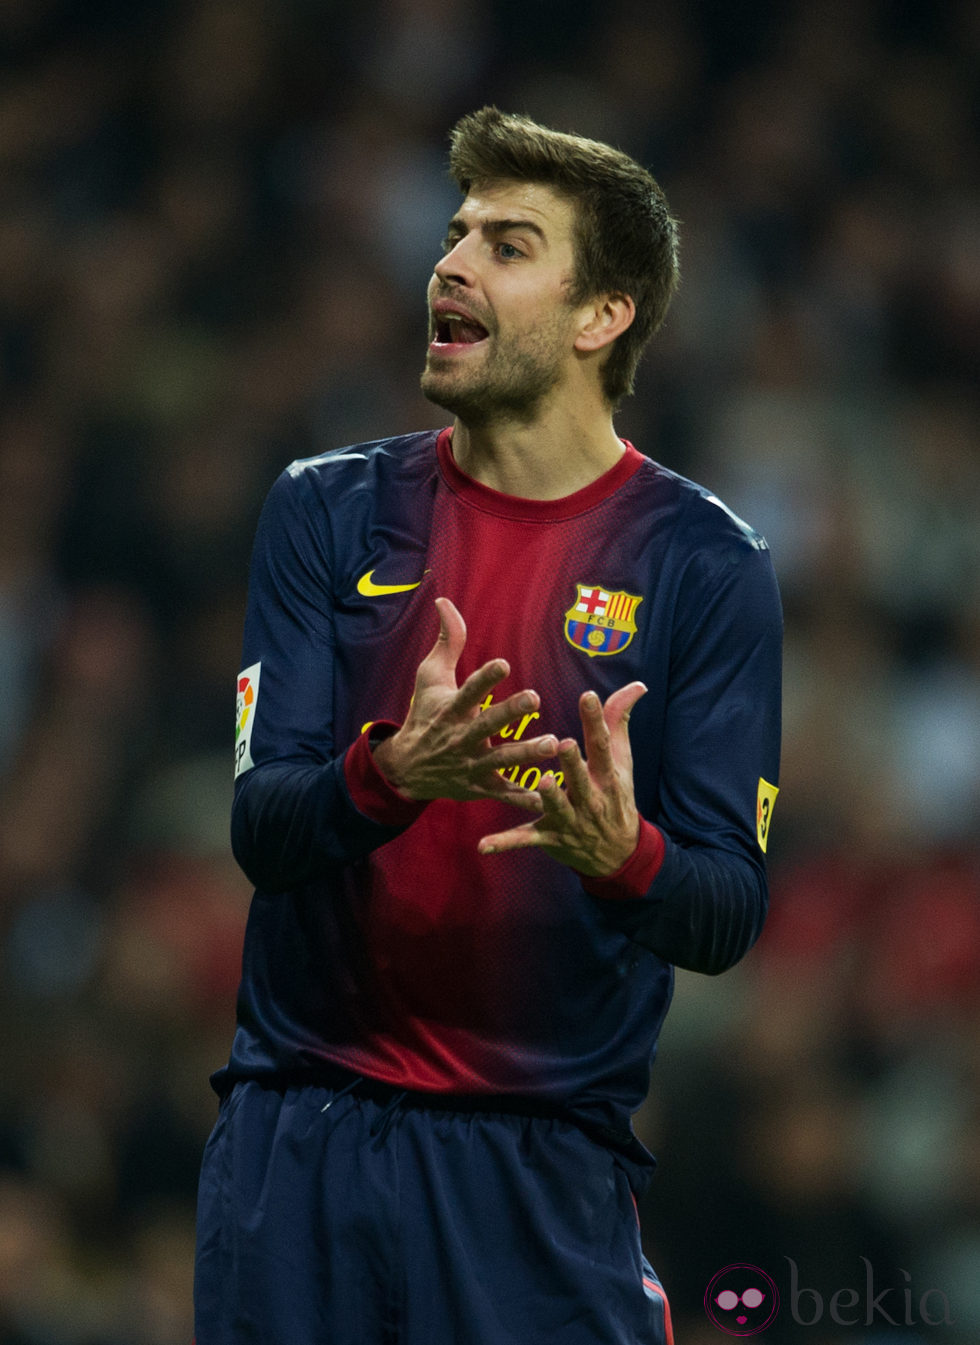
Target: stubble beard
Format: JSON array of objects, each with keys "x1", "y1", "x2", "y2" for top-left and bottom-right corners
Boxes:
[{"x1": 420, "y1": 310, "x2": 575, "y2": 428}]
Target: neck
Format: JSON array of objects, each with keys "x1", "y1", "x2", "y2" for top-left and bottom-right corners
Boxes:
[{"x1": 449, "y1": 391, "x2": 625, "y2": 500}]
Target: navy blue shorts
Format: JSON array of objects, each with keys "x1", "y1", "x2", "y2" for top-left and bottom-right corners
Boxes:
[{"x1": 194, "y1": 1078, "x2": 673, "y2": 1345}]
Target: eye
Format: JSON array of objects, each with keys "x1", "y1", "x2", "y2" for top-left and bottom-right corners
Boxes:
[{"x1": 496, "y1": 241, "x2": 524, "y2": 260}]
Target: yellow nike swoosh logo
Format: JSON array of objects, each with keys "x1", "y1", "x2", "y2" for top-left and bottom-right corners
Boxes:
[{"x1": 357, "y1": 569, "x2": 426, "y2": 597}]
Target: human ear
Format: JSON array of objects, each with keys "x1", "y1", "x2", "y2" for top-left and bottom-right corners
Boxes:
[{"x1": 573, "y1": 293, "x2": 636, "y2": 353}]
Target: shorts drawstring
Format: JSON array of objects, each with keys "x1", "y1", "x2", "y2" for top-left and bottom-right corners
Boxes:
[
  {"x1": 321, "y1": 1076, "x2": 362, "y2": 1112},
  {"x1": 369, "y1": 1090, "x2": 407, "y2": 1148},
  {"x1": 320, "y1": 1076, "x2": 408, "y2": 1149}
]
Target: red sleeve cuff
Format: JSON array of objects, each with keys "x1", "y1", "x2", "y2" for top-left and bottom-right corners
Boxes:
[
  {"x1": 581, "y1": 819, "x2": 666, "y2": 901},
  {"x1": 343, "y1": 724, "x2": 430, "y2": 829}
]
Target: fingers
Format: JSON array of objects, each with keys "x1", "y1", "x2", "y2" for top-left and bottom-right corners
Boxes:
[
  {"x1": 477, "y1": 681, "x2": 646, "y2": 867},
  {"x1": 555, "y1": 737, "x2": 590, "y2": 806},
  {"x1": 478, "y1": 820, "x2": 549, "y2": 855},
  {"x1": 414, "y1": 599, "x2": 538, "y2": 730},
  {"x1": 580, "y1": 682, "x2": 647, "y2": 784},
  {"x1": 417, "y1": 599, "x2": 548, "y2": 740},
  {"x1": 463, "y1": 687, "x2": 540, "y2": 742},
  {"x1": 419, "y1": 598, "x2": 525, "y2": 722},
  {"x1": 416, "y1": 597, "x2": 467, "y2": 689},
  {"x1": 407, "y1": 602, "x2": 646, "y2": 822},
  {"x1": 455, "y1": 664, "x2": 543, "y2": 740},
  {"x1": 434, "y1": 596, "x2": 467, "y2": 661},
  {"x1": 454, "y1": 658, "x2": 513, "y2": 716},
  {"x1": 477, "y1": 772, "x2": 569, "y2": 853},
  {"x1": 476, "y1": 780, "x2": 545, "y2": 813},
  {"x1": 537, "y1": 770, "x2": 575, "y2": 820},
  {"x1": 579, "y1": 689, "x2": 614, "y2": 786},
  {"x1": 603, "y1": 680, "x2": 648, "y2": 732}
]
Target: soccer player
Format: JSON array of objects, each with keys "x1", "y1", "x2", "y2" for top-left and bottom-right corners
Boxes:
[{"x1": 194, "y1": 107, "x2": 782, "y2": 1344}]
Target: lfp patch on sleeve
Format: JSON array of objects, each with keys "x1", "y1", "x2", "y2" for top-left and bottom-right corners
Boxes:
[
  {"x1": 235, "y1": 662, "x2": 261, "y2": 778},
  {"x1": 756, "y1": 777, "x2": 778, "y2": 852}
]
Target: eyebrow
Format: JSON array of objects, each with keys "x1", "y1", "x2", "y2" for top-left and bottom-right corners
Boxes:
[{"x1": 446, "y1": 216, "x2": 548, "y2": 246}]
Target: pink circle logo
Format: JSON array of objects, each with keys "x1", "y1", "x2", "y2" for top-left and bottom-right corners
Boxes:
[{"x1": 704, "y1": 1264, "x2": 780, "y2": 1336}]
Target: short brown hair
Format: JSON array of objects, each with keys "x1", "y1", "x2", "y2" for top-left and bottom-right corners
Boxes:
[{"x1": 448, "y1": 106, "x2": 680, "y2": 407}]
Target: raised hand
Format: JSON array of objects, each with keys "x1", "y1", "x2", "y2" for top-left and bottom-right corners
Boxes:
[
  {"x1": 476, "y1": 682, "x2": 647, "y2": 876},
  {"x1": 371, "y1": 597, "x2": 558, "y2": 807}
]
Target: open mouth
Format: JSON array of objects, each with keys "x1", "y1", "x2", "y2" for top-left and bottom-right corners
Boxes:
[{"x1": 431, "y1": 313, "x2": 489, "y2": 348}]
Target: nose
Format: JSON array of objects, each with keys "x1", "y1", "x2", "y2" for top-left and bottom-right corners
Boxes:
[{"x1": 433, "y1": 235, "x2": 476, "y2": 288}]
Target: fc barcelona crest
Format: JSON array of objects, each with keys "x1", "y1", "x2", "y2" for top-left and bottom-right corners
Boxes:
[{"x1": 564, "y1": 584, "x2": 642, "y2": 658}]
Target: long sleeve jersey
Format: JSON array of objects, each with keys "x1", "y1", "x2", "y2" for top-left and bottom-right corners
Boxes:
[{"x1": 217, "y1": 429, "x2": 782, "y2": 1159}]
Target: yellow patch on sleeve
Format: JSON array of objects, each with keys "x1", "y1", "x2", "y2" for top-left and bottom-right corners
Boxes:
[{"x1": 756, "y1": 778, "x2": 779, "y2": 853}]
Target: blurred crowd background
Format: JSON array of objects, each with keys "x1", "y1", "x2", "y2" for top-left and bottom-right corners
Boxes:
[{"x1": 0, "y1": 0, "x2": 977, "y2": 1341}]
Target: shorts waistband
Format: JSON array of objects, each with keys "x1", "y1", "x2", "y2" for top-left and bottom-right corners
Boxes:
[{"x1": 223, "y1": 1061, "x2": 575, "y2": 1123}]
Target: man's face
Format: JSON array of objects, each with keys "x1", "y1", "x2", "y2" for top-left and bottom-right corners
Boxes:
[{"x1": 420, "y1": 181, "x2": 584, "y2": 426}]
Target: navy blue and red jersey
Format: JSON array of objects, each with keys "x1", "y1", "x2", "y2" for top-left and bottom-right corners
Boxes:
[{"x1": 217, "y1": 428, "x2": 782, "y2": 1154}]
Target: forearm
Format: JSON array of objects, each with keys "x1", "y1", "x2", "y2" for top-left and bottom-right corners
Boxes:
[
  {"x1": 585, "y1": 825, "x2": 768, "y2": 974},
  {"x1": 231, "y1": 736, "x2": 427, "y2": 892}
]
